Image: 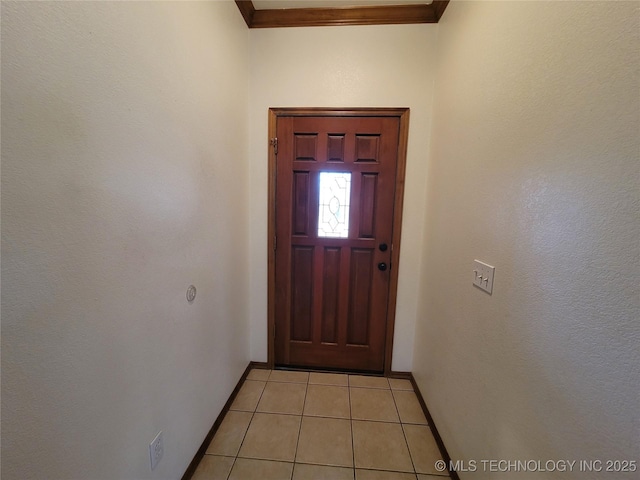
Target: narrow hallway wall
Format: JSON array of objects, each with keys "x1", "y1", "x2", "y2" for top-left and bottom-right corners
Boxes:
[
  {"x1": 414, "y1": 2, "x2": 639, "y2": 478},
  {"x1": 1, "y1": 2, "x2": 250, "y2": 478}
]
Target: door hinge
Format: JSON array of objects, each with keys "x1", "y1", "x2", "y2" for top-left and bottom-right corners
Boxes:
[
  {"x1": 270, "y1": 137, "x2": 278, "y2": 155},
  {"x1": 274, "y1": 235, "x2": 277, "y2": 251}
]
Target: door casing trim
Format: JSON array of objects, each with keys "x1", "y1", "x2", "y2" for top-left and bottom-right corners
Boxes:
[{"x1": 267, "y1": 107, "x2": 410, "y2": 375}]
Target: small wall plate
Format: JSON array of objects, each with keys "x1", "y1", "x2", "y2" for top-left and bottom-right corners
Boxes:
[
  {"x1": 473, "y1": 260, "x2": 495, "y2": 294},
  {"x1": 186, "y1": 285, "x2": 197, "y2": 302}
]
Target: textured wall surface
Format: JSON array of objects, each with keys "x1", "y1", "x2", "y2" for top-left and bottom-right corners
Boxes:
[
  {"x1": 413, "y1": 1, "x2": 640, "y2": 478},
  {"x1": 4, "y1": 1, "x2": 639, "y2": 478},
  {"x1": 248, "y1": 24, "x2": 437, "y2": 371},
  {"x1": 1, "y1": 2, "x2": 250, "y2": 479}
]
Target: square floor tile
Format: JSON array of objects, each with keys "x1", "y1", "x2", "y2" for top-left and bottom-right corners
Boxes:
[
  {"x1": 388, "y1": 378, "x2": 414, "y2": 391},
  {"x1": 296, "y1": 416, "x2": 353, "y2": 467},
  {"x1": 304, "y1": 384, "x2": 350, "y2": 419},
  {"x1": 352, "y1": 421, "x2": 413, "y2": 472},
  {"x1": 393, "y1": 390, "x2": 427, "y2": 425},
  {"x1": 192, "y1": 455, "x2": 234, "y2": 480},
  {"x1": 206, "y1": 411, "x2": 252, "y2": 456},
  {"x1": 230, "y1": 380, "x2": 265, "y2": 412},
  {"x1": 309, "y1": 372, "x2": 349, "y2": 386},
  {"x1": 293, "y1": 463, "x2": 354, "y2": 480},
  {"x1": 403, "y1": 424, "x2": 444, "y2": 475},
  {"x1": 349, "y1": 375, "x2": 389, "y2": 389},
  {"x1": 257, "y1": 381, "x2": 307, "y2": 415},
  {"x1": 356, "y1": 470, "x2": 417, "y2": 480},
  {"x1": 269, "y1": 370, "x2": 309, "y2": 383},
  {"x1": 228, "y1": 458, "x2": 293, "y2": 480},
  {"x1": 350, "y1": 387, "x2": 399, "y2": 422},
  {"x1": 238, "y1": 413, "x2": 301, "y2": 462},
  {"x1": 247, "y1": 368, "x2": 271, "y2": 381}
]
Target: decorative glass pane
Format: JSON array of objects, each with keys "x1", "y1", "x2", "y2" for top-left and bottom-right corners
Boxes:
[{"x1": 318, "y1": 172, "x2": 351, "y2": 238}]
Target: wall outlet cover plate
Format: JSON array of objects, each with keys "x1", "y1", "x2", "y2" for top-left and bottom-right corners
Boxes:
[{"x1": 149, "y1": 431, "x2": 164, "y2": 470}]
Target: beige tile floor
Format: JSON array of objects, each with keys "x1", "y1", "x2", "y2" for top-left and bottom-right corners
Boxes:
[{"x1": 192, "y1": 369, "x2": 450, "y2": 480}]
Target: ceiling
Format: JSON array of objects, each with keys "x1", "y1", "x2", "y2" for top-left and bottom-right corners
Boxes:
[{"x1": 235, "y1": 0, "x2": 448, "y2": 28}]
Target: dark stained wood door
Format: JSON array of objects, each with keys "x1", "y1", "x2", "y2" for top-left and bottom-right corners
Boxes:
[{"x1": 274, "y1": 113, "x2": 404, "y2": 372}]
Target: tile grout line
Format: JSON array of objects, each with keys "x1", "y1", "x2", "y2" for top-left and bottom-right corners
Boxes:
[
  {"x1": 225, "y1": 369, "x2": 271, "y2": 480},
  {"x1": 393, "y1": 381, "x2": 419, "y2": 477},
  {"x1": 348, "y1": 376, "x2": 356, "y2": 479},
  {"x1": 394, "y1": 385, "x2": 451, "y2": 478},
  {"x1": 206, "y1": 453, "x2": 438, "y2": 478},
  {"x1": 290, "y1": 373, "x2": 309, "y2": 480}
]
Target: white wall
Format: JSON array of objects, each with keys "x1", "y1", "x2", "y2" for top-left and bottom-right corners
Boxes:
[
  {"x1": 414, "y1": 1, "x2": 640, "y2": 478},
  {"x1": 1, "y1": 2, "x2": 250, "y2": 479},
  {"x1": 248, "y1": 24, "x2": 437, "y2": 371}
]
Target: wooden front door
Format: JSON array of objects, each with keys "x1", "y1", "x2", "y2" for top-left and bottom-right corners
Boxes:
[{"x1": 270, "y1": 109, "x2": 408, "y2": 373}]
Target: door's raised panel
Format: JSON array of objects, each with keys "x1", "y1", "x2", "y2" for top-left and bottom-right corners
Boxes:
[
  {"x1": 327, "y1": 134, "x2": 345, "y2": 162},
  {"x1": 355, "y1": 135, "x2": 380, "y2": 162},
  {"x1": 359, "y1": 173, "x2": 378, "y2": 238},
  {"x1": 291, "y1": 246, "x2": 314, "y2": 342},
  {"x1": 347, "y1": 248, "x2": 374, "y2": 346},
  {"x1": 293, "y1": 171, "x2": 310, "y2": 235},
  {"x1": 321, "y1": 247, "x2": 341, "y2": 344},
  {"x1": 295, "y1": 134, "x2": 318, "y2": 161}
]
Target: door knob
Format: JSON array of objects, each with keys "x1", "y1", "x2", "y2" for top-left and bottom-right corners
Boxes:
[
  {"x1": 378, "y1": 262, "x2": 388, "y2": 271},
  {"x1": 379, "y1": 243, "x2": 388, "y2": 252}
]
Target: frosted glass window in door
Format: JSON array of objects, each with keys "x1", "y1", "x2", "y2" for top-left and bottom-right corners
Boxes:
[{"x1": 318, "y1": 172, "x2": 351, "y2": 238}]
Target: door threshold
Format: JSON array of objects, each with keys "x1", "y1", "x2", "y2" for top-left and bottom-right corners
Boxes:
[{"x1": 273, "y1": 364, "x2": 394, "y2": 377}]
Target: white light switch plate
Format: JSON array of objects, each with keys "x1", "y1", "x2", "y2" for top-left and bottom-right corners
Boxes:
[{"x1": 473, "y1": 260, "x2": 495, "y2": 294}]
